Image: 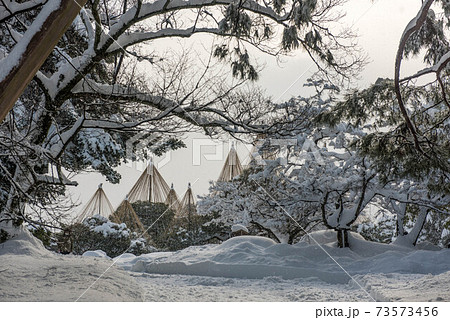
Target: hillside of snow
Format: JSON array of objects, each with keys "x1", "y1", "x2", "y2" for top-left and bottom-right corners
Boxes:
[{"x1": 0, "y1": 226, "x2": 143, "y2": 302}]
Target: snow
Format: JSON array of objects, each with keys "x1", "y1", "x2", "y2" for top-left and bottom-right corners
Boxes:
[
  {"x1": 231, "y1": 223, "x2": 249, "y2": 233},
  {"x1": 0, "y1": 225, "x2": 142, "y2": 301},
  {"x1": 132, "y1": 273, "x2": 372, "y2": 302},
  {"x1": 0, "y1": 1, "x2": 46, "y2": 24},
  {"x1": 82, "y1": 250, "x2": 110, "y2": 258},
  {"x1": 115, "y1": 231, "x2": 450, "y2": 301},
  {"x1": 0, "y1": 0, "x2": 62, "y2": 83},
  {"x1": 1, "y1": 227, "x2": 449, "y2": 302},
  {"x1": 92, "y1": 220, "x2": 129, "y2": 237}
]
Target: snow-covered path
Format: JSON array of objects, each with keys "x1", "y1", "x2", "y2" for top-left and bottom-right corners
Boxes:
[
  {"x1": 130, "y1": 272, "x2": 450, "y2": 302},
  {"x1": 355, "y1": 272, "x2": 450, "y2": 302},
  {"x1": 131, "y1": 272, "x2": 372, "y2": 302}
]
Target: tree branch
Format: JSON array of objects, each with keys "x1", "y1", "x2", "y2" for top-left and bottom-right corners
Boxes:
[{"x1": 394, "y1": 0, "x2": 434, "y2": 151}]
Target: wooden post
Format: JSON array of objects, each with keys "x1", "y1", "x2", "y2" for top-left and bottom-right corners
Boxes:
[{"x1": 0, "y1": 0, "x2": 88, "y2": 122}]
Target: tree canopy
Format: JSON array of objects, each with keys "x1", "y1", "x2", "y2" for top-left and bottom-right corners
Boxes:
[{"x1": 0, "y1": 0, "x2": 362, "y2": 227}]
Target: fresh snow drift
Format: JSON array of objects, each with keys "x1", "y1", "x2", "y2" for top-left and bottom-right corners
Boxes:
[{"x1": 231, "y1": 224, "x2": 249, "y2": 233}]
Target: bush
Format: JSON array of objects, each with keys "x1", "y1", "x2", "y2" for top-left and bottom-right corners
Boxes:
[
  {"x1": 128, "y1": 237, "x2": 157, "y2": 255},
  {"x1": 352, "y1": 213, "x2": 396, "y2": 244},
  {"x1": 163, "y1": 214, "x2": 228, "y2": 251},
  {"x1": 69, "y1": 215, "x2": 131, "y2": 257},
  {"x1": 132, "y1": 201, "x2": 175, "y2": 244},
  {"x1": 131, "y1": 201, "x2": 228, "y2": 251},
  {"x1": 29, "y1": 226, "x2": 52, "y2": 248}
]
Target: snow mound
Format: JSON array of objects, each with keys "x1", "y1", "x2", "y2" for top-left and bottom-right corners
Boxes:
[
  {"x1": 117, "y1": 232, "x2": 450, "y2": 285},
  {"x1": 0, "y1": 225, "x2": 143, "y2": 301},
  {"x1": 231, "y1": 224, "x2": 249, "y2": 233},
  {"x1": 0, "y1": 225, "x2": 51, "y2": 257},
  {"x1": 219, "y1": 235, "x2": 277, "y2": 249},
  {"x1": 82, "y1": 250, "x2": 110, "y2": 259}
]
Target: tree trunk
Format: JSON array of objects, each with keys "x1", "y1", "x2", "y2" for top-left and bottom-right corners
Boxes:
[
  {"x1": 0, "y1": 0, "x2": 88, "y2": 122},
  {"x1": 336, "y1": 229, "x2": 349, "y2": 248},
  {"x1": 394, "y1": 207, "x2": 429, "y2": 247}
]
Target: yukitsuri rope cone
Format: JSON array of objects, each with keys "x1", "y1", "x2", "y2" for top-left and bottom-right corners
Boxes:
[
  {"x1": 179, "y1": 183, "x2": 197, "y2": 231},
  {"x1": 127, "y1": 161, "x2": 171, "y2": 203},
  {"x1": 217, "y1": 143, "x2": 244, "y2": 182},
  {"x1": 165, "y1": 183, "x2": 181, "y2": 215},
  {"x1": 76, "y1": 183, "x2": 114, "y2": 223},
  {"x1": 110, "y1": 196, "x2": 148, "y2": 236}
]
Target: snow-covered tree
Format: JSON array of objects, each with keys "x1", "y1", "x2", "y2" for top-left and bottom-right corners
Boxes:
[
  {"x1": 312, "y1": 0, "x2": 450, "y2": 244},
  {"x1": 198, "y1": 165, "x2": 323, "y2": 244},
  {"x1": 317, "y1": 0, "x2": 450, "y2": 194},
  {"x1": 198, "y1": 80, "x2": 337, "y2": 244},
  {"x1": 67, "y1": 215, "x2": 155, "y2": 256},
  {"x1": 0, "y1": 0, "x2": 363, "y2": 228},
  {"x1": 201, "y1": 79, "x2": 448, "y2": 248}
]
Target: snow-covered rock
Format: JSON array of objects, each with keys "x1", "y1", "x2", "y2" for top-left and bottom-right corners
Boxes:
[{"x1": 0, "y1": 224, "x2": 51, "y2": 257}]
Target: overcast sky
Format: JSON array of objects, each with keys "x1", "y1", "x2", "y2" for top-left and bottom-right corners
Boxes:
[{"x1": 68, "y1": 0, "x2": 427, "y2": 215}]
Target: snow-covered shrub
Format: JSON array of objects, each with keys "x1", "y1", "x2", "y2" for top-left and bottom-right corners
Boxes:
[
  {"x1": 70, "y1": 215, "x2": 131, "y2": 257},
  {"x1": 352, "y1": 211, "x2": 397, "y2": 244},
  {"x1": 128, "y1": 237, "x2": 157, "y2": 255},
  {"x1": 162, "y1": 214, "x2": 227, "y2": 251}
]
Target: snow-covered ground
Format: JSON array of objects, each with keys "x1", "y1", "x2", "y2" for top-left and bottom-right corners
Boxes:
[
  {"x1": 1, "y1": 228, "x2": 449, "y2": 302},
  {"x1": 117, "y1": 231, "x2": 450, "y2": 302},
  {"x1": 130, "y1": 273, "x2": 373, "y2": 302},
  {"x1": 0, "y1": 226, "x2": 142, "y2": 302}
]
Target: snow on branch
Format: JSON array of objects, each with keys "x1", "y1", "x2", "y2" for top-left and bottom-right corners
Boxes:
[
  {"x1": 394, "y1": 0, "x2": 434, "y2": 151},
  {"x1": 73, "y1": 79, "x2": 266, "y2": 133},
  {"x1": 400, "y1": 50, "x2": 450, "y2": 83},
  {"x1": 99, "y1": 0, "x2": 288, "y2": 49},
  {"x1": 107, "y1": 27, "x2": 221, "y2": 53},
  {"x1": 0, "y1": 0, "x2": 62, "y2": 83},
  {"x1": 49, "y1": 115, "x2": 85, "y2": 159},
  {"x1": 35, "y1": 173, "x2": 78, "y2": 186},
  {"x1": 0, "y1": 0, "x2": 47, "y2": 24}
]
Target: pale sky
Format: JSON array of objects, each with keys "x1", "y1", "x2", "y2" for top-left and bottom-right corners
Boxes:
[{"x1": 68, "y1": 0, "x2": 426, "y2": 215}]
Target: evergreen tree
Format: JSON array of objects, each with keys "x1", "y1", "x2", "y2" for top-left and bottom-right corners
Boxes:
[{"x1": 131, "y1": 201, "x2": 175, "y2": 246}]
